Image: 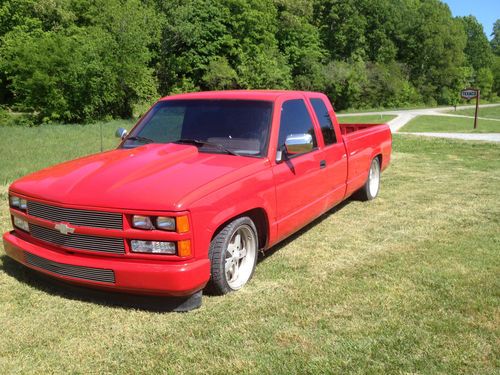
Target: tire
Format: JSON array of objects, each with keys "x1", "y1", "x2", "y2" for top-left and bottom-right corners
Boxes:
[
  {"x1": 356, "y1": 157, "x2": 381, "y2": 201},
  {"x1": 206, "y1": 216, "x2": 258, "y2": 295}
]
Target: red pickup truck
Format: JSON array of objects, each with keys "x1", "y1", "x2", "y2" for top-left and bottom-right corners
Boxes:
[{"x1": 3, "y1": 90, "x2": 391, "y2": 310}]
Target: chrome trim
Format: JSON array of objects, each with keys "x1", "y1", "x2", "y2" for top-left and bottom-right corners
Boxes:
[
  {"x1": 54, "y1": 223, "x2": 75, "y2": 235},
  {"x1": 27, "y1": 201, "x2": 123, "y2": 230},
  {"x1": 30, "y1": 224, "x2": 125, "y2": 254},
  {"x1": 285, "y1": 133, "x2": 313, "y2": 155},
  {"x1": 25, "y1": 252, "x2": 115, "y2": 283}
]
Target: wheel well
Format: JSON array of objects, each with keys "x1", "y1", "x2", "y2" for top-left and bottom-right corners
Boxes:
[
  {"x1": 211, "y1": 208, "x2": 269, "y2": 250},
  {"x1": 375, "y1": 153, "x2": 382, "y2": 166}
]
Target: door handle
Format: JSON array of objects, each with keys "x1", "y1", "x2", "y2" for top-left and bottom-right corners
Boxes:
[{"x1": 320, "y1": 160, "x2": 327, "y2": 169}]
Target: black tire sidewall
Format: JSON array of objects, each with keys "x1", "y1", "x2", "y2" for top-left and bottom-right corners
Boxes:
[{"x1": 207, "y1": 216, "x2": 259, "y2": 295}]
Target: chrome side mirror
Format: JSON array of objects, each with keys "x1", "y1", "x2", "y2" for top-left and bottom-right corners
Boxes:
[
  {"x1": 284, "y1": 133, "x2": 313, "y2": 155},
  {"x1": 115, "y1": 127, "x2": 128, "y2": 140}
]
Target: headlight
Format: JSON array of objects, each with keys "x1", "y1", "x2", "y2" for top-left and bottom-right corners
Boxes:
[
  {"x1": 156, "y1": 217, "x2": 176, "y2": 231},
  {"x1": 9, "y1": 196, "x2": 20, "y2": 207},
  {"x1": 132, "y1": 215, "x2": 190, "y2": 232},
  {"x1": 132, "y1": 215, "x2": 154, "y2": 230},
  {"x1": 19, "y1": 199, "x2": 27, "y2": 210},
  {"x1": 130, "y1": 240, "x2": 176, "y2": 254},
  {"x1": 9, "y1": 195, "x2": 27, "y2": 211}
]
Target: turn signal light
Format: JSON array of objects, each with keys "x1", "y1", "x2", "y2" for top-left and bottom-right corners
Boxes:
[
  {"x1": 177, "y1": 240, "x2": 191, "y2": 257},
  {"x1": 176, "y1": 215, "x2": 190, "y2": 233}
]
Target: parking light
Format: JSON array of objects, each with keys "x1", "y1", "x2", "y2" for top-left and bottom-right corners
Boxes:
[{"x1": 130, "y1": 240, "x2": 176, "y2": 254}]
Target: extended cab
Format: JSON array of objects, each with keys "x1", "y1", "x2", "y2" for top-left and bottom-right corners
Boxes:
[{"x1": 3, "y1": 91, "x2": 391, "y2": 309}]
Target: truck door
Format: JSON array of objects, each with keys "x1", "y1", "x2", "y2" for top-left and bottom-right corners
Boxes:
[
  {"x1": 309, "y1": 97, "x2": 348, "y2": 206},
  {"x1": 272, "y1": 98, "x2": 331, "y2": 239}
]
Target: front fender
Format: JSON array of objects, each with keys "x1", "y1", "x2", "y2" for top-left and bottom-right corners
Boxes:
[{"x1": 188, "y1": 168, "x2": 277, "y2": 259}]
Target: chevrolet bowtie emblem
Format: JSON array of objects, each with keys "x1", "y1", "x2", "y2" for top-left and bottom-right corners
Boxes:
[{"x1": 54, "y1": 223, "x2": 75, "y2": 235}]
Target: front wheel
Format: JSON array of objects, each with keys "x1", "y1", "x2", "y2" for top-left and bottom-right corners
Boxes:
[
  {"x1": 206, "y1": 217, "x2": 258, "y2": 295},
  {"x1": 357, "y1": 157, "x2": 381, "y2": 201}
]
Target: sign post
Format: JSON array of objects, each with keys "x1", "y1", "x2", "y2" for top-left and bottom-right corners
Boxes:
[{"x1": 460, "y1": 88, "x2": 480, "y2": 129}]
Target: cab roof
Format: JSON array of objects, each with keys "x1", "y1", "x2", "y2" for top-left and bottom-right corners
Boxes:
[{"x1": 159, "y1": 90, "x2": 323, "y2": 102}]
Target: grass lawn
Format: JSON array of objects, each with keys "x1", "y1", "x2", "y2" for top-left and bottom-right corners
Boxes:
[
  {"x1": 0, "y1": 119, "x2": 135, "y2": 185},
  {"x1": 447, "y1": 105, "x2": 500, "y2": 120},
  {"x1": 336, "y1": 114, "x2": 396, "y2": 124},
  {"x1": 400, "y1": 115, "x2": 500, "y2": 133},
  {"x1": 0, "y1": 123, "x2": 499, "y2": 373}
]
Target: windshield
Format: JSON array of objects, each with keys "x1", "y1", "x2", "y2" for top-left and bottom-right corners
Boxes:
[{"x1": 122, "y1": 99, "x2": 273, "y2": 157}]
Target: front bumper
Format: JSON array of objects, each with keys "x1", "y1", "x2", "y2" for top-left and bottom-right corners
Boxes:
[{"x1": 3, "y1": 231, "x2": 210, "y2": 296}]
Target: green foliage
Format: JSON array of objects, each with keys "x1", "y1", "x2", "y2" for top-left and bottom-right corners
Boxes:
[
  {"x1": 490, "y1": 19, "x2": 500, "y2": 56},
  {"x1": 475, "y1": 68, "x2": 494, "y2": 98},
  {"x1": 399, "y1": 1, "x2": 467, "y2": 104},
  {"x1": 274, "y1": 0, "x2": 326, "y2": 90},
  {"x1": 0, "y1": 107, "x2": 35, "y2": 127},
  {"x1": 202, "y1": 57, "x2": 238, "y2": 90},
  {"x1": 460, "y1": 16, "x2": 494, "y2": 71},
  {"x1": 492, "y1": 56, "x2": 500, "y2": 96},
  {"x1": 0, "y1": 0, "x2": 160, "y2": 123},
  {"x1": 0, "y1": 0, "x2": 498, "y2": 121},
  {"x1": 158, "y1": 0, "x2": 291, "y2": 93}
]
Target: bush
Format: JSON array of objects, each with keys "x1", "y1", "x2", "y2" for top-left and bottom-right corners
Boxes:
[
  {"x1": 0, "y1": 0, "x2": 160, "y2": 123},
  {"x1": 0, "y1": 109, "x2": 35, "y2": 127}
]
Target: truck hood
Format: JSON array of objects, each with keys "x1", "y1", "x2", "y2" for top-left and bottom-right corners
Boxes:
[{"x1": 10, "y1": 143, "x2": 266, "y2": 211}]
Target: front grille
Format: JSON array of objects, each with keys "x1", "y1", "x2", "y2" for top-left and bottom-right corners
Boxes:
[
  {"x1": 25, "y1": 252, "x2": 115, "y2": 283},
  {"x1": 27, "y1": 201, "x2": 123, "y2": 229},
  {"x1": 30, "y1": 224, "x2": 125, "y2": 254}
]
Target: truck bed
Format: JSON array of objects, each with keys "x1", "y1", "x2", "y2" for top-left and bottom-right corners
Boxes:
[{"x1": 339, "y1": 122, "x2": 386, "y2": 135}]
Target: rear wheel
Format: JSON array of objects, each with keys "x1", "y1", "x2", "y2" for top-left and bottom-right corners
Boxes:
[
  {"x1": 206, "y1": 217, "x2": 258, "y2": 295},
  {"x1": 357, "y1": 157, "x2": 381, "y2": 201}
]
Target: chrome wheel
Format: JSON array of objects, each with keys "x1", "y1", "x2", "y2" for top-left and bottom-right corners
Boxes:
[
  {"x1": 368, "y1": 158, "x2": 380, "y2": 198},
  {"x1": 224, "y1": 224, "x2": 257, "y2": 290}
]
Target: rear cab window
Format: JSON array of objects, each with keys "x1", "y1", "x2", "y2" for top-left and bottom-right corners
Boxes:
[{"x1": 310, "y1": 98, "x2": 337, "y2": 145}]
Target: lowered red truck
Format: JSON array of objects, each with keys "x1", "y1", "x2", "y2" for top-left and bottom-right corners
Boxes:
[{"x1": 3, "y1": 90, "x2": 391, "y2": 310}]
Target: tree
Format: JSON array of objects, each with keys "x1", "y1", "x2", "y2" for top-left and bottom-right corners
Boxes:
[
  {"x1": 491, "y1": 19, "x2": 500, "y2": 55},
  {"x1": 314, "y1": 0, "x2": 367, "y2": 60},
  {"x1": 395, "y1": 0, "x2": 467, "y2": 104},
  {"x1": 492, "y1": 56, "x2": 500, "y2": 96},
  {"x1": 0, "y1": 0, "x2": 161, "y2": 122},
  {"x1": 460, "y1": 16, "x2": 493, "y2": 71},
  {"x1": 475, "y1": 68, "x2": 494, "y2": 98},
  {"x1": 274, "y1": 0, "x2": 326, "y2": 90},
  {"x1": 157, "y1": 0, "x2": 291, "y2": 93},
  {"x1": 0, "y1": 0, "x2": 498, "y2": 121},
  {"x1": 202, "y1": 57, "x2": 237, "y2": 90}
]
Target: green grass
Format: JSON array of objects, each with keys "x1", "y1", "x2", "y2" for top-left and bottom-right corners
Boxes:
[
  {"x1": 336, "y1": 114, "x2": 396, "y2": 124},
  {"x1": 400, "y1": 115, "x2": 500, "y2": 133},
  {"x1": 0, "y1": 123, "x2": 499, "y2": 374},
  {"x1": 447, "y1": 105, "x2": 500, "y2": 120},
  {"x1": 0, "y1": 119, "x2": 134, "y2": 185}
]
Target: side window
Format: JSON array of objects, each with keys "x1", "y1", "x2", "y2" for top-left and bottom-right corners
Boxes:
[
  {"x1": 278, "y1": 99, "x2": 318, "y2": 150},
  {"x1": 310, "y1": 98, "x2": 337, "y2": 145}
]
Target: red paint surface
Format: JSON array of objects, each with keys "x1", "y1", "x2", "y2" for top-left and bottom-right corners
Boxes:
[{"x1": 4, "y1": 91, "x2": 391, "y2": 296}]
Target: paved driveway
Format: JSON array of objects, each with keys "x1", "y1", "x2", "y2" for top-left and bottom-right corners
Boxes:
[{"x1": 337, "y1": 104, "x2": 500, "y2": 142}]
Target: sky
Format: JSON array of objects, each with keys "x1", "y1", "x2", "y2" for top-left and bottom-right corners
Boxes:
[{"x1": 443, "y1": 0, "x2": 499, "y2": 39}]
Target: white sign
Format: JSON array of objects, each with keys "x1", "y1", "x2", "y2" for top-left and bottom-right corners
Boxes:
[{"x1": 461, "y1": 89, "x2": 478, "y2": 100}]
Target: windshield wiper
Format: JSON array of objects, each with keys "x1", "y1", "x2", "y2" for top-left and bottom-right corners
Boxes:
[
  {"x1": 174, "y1": 139, "x2": 240, "y2": 156},
  {"x1": 125, "y1": 135, "x2": 155, "y2": 144}
]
